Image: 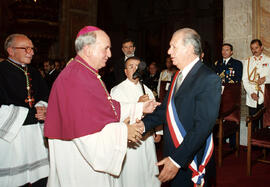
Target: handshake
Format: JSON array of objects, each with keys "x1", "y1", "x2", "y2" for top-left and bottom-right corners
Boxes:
[
  {"x1": 125, "y1": 99, "x2": 160, "y2": 143},
  {"x1": 126, "y1": 118, "x2": 144, "y2": 143}
]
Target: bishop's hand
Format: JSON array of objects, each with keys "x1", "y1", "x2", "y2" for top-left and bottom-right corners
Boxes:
[{"x1": 124, "y1": 117, "x2": 144, "y2": 143}]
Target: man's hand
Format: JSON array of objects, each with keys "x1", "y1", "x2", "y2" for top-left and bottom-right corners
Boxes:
[
  {"x1": 157, "y1": 157, "x2": 179, "y2": 182},
  {"x1": 251, "y1": 93, "x2": 259, "y2": 101},
  {"x1": 138, "y1": 94, "x2": 149, "y2": 102},
  {"x1": 153, "y1": 134, "x2": 161, "y2": 143},
  {"x1": 123, "y1": 117, "x2": 130, "y2": 125},
  {"x1": 257, "y1": 76, "x2": 266, "y2": 85},
  {"x1": 126, "y1": 119, "x2": 144, "y2": 143},
  {"x1": 143, "y1": 99, "x2": 161, "y2": 113},
  {"x1": 35, "y1": 106, "x2": 47, "y2": 120}
]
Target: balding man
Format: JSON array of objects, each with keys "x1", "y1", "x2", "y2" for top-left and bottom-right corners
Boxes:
[
  {"x1": 0, "y1": 34, "x2": 49, "y2": 186},
  {"x1": 44, "y1": 26, "x2": 159, "y2": 187},
  {"x1": 139, "y1": 28, "x2": 221, "y2": 187}
]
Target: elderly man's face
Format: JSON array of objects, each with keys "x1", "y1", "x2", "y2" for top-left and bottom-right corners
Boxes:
[
  {"x1": 122, "y1": 41, "x2": 135, "y2": 57},
  {"x1": 124, "y1": 59, "x2": 140, "y2": 83},
  {"x1": 8, "y1": 36, "x2": 34, "y2": 65},
  {"x1": 90, "y1": 31, "x2": 112, "y2": 70},
  {"x1": 168, "y1": 31, "x2": 191, "y2": 70}
]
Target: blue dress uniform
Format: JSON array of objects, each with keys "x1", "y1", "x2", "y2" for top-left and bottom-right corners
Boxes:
[
  {"x1": 214, "y1": 57, "x2": 242, "y2": 149},
  {"x1": 215, "y1": 57, "x2": 243, "y2": 83}
]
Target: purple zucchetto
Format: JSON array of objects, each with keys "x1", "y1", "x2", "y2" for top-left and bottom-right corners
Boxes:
[{"x1": 76, "y1": 26, "x2": 100, "y2": 39}]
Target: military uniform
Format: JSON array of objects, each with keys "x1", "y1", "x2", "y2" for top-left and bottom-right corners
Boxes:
[
  {"x1": 215, "y1": 57, "x2": 243, "y2": 84},
  {"x1": 215, "y1": 57, "x2": 243, "y2": 148},
  {"x1": 242, "y1": 54, "x2": 270, "y2": 108}
]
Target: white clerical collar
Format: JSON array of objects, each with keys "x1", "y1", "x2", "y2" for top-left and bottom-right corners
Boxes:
[
  {"x1": 124, "y1": 54, "x2": 135, "y2": 61},
  {"x1": 181, "y1": 57, "x2": 199, "y2": 80},
  {"x1": 8, "y1": 57, "x2": 26, "y2": 67},
  {"x1": 49, "y1": 68, "x2": 56, "y2": 75}
]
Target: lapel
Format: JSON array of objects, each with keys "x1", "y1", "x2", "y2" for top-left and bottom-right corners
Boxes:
[
  {"x1": 227, "y1": 58, "x2": 233, "y2": 66},
  {"x1": 174, "y1": 60, "x2": 203, "y2": 98}
]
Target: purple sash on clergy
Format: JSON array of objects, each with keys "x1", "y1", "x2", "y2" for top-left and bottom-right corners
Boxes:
[{"x1": 166, "y1": 71, "x2": 214, "y2": 187}]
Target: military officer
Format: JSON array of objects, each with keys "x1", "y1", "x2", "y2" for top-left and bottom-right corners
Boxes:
[
  {"x1": 243, "y1": 39, "x2": 270, "y2": 129},
  {"x1": 215, "y1": 43, "x2": 243, "y2": 83},
  {"x1": 214, "y1": 43, "x2": 243, "y2": 148}
]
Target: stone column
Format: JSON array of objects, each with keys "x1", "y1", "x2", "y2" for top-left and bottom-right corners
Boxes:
[
  {"x1": 223, "y1": 0, "x2": 253, "y2": 146},
  {"x1": 223, "y1": 0, "x2": 253, "y2": 61}
]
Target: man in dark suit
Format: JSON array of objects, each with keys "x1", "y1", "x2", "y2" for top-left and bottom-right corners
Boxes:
[
  {"x1": 43, "y1": 60, "x2": 59, "y2": 91},
  {"x1": 144, "y1": 61, "x2": 160, "y2": 99},
  {"x1": 214, "y1": 43, "x2": 242, "y2": 84},
  {"x1": 113, "y1": 38, "x2": 136, "y2": 86},
  {"x1": 140, "y1": 28, "x2": 221, "y2": 187},
  {"x1": 214, "y1": 43, "x2": 242, "y2": 148}
]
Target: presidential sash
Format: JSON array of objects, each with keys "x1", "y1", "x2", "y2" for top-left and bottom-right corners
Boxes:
[{"x1": 166, "y1": 71, "x2": 214, "y2": 187}]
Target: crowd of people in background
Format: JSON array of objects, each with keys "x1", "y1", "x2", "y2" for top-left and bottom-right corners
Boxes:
[{"x1": 1, "y1": 24, "x2": 270, "y2": 187}]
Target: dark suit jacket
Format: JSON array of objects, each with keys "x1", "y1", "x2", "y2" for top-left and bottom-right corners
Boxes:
[
  {"x1": 113, "y1": 57, "x2": 126, "y2": 86},
  {"x1": 143, "y1": 61, "x2": 221, "y2": 187},
  {"x1": 143, "y1": 71, "x2": 160, "y2": 98},
  {"x1": 215, "y1": 57, "x2": 242, "y2": 83},
  {"x1": 44, "y1": 69, "x2": 59, "y2": 91}
]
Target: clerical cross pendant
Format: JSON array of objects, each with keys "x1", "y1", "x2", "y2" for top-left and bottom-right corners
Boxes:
[{"x1": 25, "y1": 96, "x2": 35, "y2": 108}]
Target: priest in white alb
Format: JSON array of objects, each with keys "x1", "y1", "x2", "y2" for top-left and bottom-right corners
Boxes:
[{"x1": 111, "y1": 56, "x2": 161, "y2": 187}]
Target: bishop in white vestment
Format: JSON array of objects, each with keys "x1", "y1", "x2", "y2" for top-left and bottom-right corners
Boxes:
[{"x1": 44, "y1": 27, "x2": 159, "y2": 187}]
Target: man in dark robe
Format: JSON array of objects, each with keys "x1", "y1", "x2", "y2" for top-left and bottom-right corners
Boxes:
[{"x1": 0, "y1": 34, "x2": 49, "y2": 187}]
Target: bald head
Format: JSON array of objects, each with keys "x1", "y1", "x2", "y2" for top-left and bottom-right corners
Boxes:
[
  {"x1": 75, "y1": 28, "x2": 112, "y2": 70},
  {"x1": 174, "y1": 28, "x2": 202, "y2": 56},
  {"x1": 5, "y1": 34, "x2": 34, "y2": 65}
]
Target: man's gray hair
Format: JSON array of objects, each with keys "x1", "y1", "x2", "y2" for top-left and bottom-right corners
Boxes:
[
  {"x1": 75, "y1": 32, "x2": 97, "y2": 52},
  {"x1": 180, "y1": 28, "x2": 202, "y2": 56},
  {"x1": 4, "y1": 34, "x2": 28, "y2": 51}
]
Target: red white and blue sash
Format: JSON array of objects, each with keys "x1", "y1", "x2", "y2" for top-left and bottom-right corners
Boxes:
[{"x1": 166, "y1": 71, "x2": 214, "y2": 187}]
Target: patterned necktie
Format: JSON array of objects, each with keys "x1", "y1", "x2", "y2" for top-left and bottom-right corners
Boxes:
[
  {"x1": 223, "y1": 59, "x2": 226, "y2": 65},
  {"x1": 174, "y1": 71, "x2": 183, "y2": 93}
]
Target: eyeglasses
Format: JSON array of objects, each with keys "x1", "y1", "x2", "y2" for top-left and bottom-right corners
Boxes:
[{"x1": 12, "y1": 47, "x2": 36, "y2": 53}]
